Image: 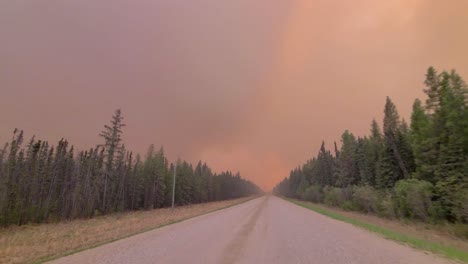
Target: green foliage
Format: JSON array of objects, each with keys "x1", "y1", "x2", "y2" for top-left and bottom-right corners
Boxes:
[
  {"x1": 410, "y1": 99, "x2": 436, "y2": 182},
  {"x1": 378, "y1": 191, "x2": 397, "y2": 219},
  {"x1": 352, "y1": 185, "x2": 379, "y2": 213},
  {"x1": 300, "y1": 185, "x2": 322, "y2": 203},
  {"x1": 323, "y1": 186, "x2": 352, "y2": 208},
  {"x1": 323, "y1": 186, "x2": 341, "y2": 207},
  {"x1": 375, "y1": 145, "x2": 399, "y2": 189},
  {"x1": 287, "y1": 167, "x2": 304, "y2": 198},
  {"x1": 0, "y1": 110, "x2": 261, "y2": 226},
  {"x1": 273, "y1": 66, "x2": 468, "y2": 228},
  {"x1": 454, "y1": 191, "x2": 468, "y2": 223},
  {"x1": 424, "y1": 69, "x2": 468, "y2": 221},
  {"x1": 394, "y1": 179, "x2": 434, "y2": 221},
  {"x1": 305, "y1": 142, "x2": 335, "y2": 187},
  {"x1": 380, "y1": 97, "x2": 412, "y2": 185},
  {"x1": 334, "y1": 131, "x2": 359, "y2": 187}
]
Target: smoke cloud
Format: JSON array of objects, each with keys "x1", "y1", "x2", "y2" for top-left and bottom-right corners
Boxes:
[{"x1": 1, "y1": 0, "x2": 467, "y2": 189}]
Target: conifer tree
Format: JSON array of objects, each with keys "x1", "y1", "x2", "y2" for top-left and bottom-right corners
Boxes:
[
  {"x1": 99, "y1": 109, "x2": 125, "y2": 212},
  {"x1": 334, "y1": 131, "x2": 359, "y2": 187}
]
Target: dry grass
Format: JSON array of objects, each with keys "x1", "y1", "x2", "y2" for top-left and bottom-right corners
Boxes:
[{"x1": 0, "y1": 197, "x2": 255, "y2": 264}]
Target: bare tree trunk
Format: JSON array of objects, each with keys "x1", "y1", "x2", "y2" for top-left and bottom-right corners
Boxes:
[
  {"x1": 43, "y1": 171, "x2": 57, "y2": 220},
  {"x1": 389, "y1": 137, "x2": 410, "y2": 179},
  {"x1": 102, "y1": 173, "x2": 108, "y2": 212}
]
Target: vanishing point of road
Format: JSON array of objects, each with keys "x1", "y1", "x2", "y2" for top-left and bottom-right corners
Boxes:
[{"x1": 50, "y1": 196, "x2": 453, "y2": 264}]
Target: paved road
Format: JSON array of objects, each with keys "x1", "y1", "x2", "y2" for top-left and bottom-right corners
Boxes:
[{"x1": 50, "y1": 196, "x2": 453, "y2": 264}]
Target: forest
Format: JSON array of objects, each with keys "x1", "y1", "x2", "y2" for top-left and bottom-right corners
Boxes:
[
  {"x1": 0, "y1": 110, "x2": 261, "y2": 226},
  {"x1": 274, "y1": 67, "x2": 468, "y2": 233}
]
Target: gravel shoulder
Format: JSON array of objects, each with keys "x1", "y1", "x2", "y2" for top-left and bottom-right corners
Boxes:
[{"x1": 288, "y1": 198, "x2": 468, "y2": 254}]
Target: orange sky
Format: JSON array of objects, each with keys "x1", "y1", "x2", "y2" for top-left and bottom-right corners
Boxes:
[{"x1": 1, "y1": 0, "x2": 468, "y2": 190}]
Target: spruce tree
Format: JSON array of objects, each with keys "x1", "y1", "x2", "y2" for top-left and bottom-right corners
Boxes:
[
  {"x1": 432, "y1": 70, "x2": 468, "y2": 220},
  {"x1": 381, "y1": 97, "x2": 410, "y2": 185},
  {"x1": 99, "y1": 109, "x2": 125, "y2": 212},
  {"x1": 334, "y1": 131, "x2": 359, "y2": 187}
]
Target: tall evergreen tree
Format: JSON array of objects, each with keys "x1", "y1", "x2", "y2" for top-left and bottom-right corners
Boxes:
[
  {"x1": 410, "y1": 99, "x2": 437, "y2": 182},
  {"x1": 0, "y1": 108, "x2": 262, "y2": 226},
  {"x1": 334, "y1": 131, "x2": 359, "y2": 187},
  {"x1": 379, "y1": 97, "x2": 410, "y2": 186},
  {"x1": 274, "y1": 66, "x2": 467, "y2": 224},
  {"x1": 432, "y1": 70, "x2": 468, "y2": 220},
  {"x1": 99, "y1": 109, "x2": 126, "y2": 212},
  {"x1": 314, "y1": 142, "x2": 335, "y2": 186}
]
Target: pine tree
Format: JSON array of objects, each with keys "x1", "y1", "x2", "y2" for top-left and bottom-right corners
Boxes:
[
  {"x1": 174, "y1": 160, "x2": 194, "y2": 205},
  {"x1": 288, "y1": 167, "x2": 305, "y2": 197},
  {"x1": 99, "y1": 109, "x2": 125, "y2": 212},
  {"x1": 274, "y1": 67, "x2": 467, "y2": 224},
  {"x1": 410, "y1": 99, "x2": 437, "y2": 182},
  {"x1": 0, "y1": 111, "x2": 260, "y2": 225},
  {"x1": 355, "y1": 137, "x2": 373, "y2": 186},
  {"x1": 424, "y1": 66, "x2": 440, "y2": 114},
  {"x1": 194, "y1": 161, "x2": 204, "y2": 203},
  {"x1": 398, "y1": 119, "x2": 415, "y2": 174},
  {"x1": 431, "y1": 70, "x2": 468, "y2": 220},
  {"x1": 2, "y1": 130, "x2": 23, "y2": 224},
  {"x1": 315, "y1": 142, "x2": 335, "y2": 186},
  {"x1": 334, "y1": 131, "x2": 359, "y2": 187},
  {"x1": 365, "y1": 120, "x2": 383, "y2": 186},
  {"x1": 380, "y1": 97, "x2": 410, "y2": 186}
]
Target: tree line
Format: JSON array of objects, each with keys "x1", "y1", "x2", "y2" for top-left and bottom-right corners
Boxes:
[
  {"x1": 274, "y1": 67, "x2": 468, "y2": 231},
  {"x1": 0, "y1": 109, "x2": 261, "y2": 226}
]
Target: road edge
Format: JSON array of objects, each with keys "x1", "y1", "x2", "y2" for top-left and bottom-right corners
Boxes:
[
  {"x1": 36, "y1": 196, "x2": 262, "y2": 264},
  {"x1": 280, "y1": 196, "x2": 468, "y2": 263}
]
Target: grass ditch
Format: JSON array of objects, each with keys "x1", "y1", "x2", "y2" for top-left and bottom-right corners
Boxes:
[
  {"x1": 1, "y1": 196, "x2": 260, "y2": 264},
  {"x1": 285, "y1": 197, "x2": 468, "y2": 263}
]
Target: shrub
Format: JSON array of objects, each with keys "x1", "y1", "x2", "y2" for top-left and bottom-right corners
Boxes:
[
  {"x1": 427, "y1": 201, "x2": 446, "y2": 224},
  {"x1": 295, "y1": 180, "x2": 309, "y2": 199},
  {"x1": 454, "y1": 191, "x2": 468, "y2": 222},
  {"x1": 301, "y1": 185, "x2": 323, "y2": 203},
  {"x1": 323, "y1": 186, "x2": 340, "y2": 206},
  {"x1": 323, "y1": 186, "x2": 351, "y2": 207},
  {"x1": 394, "y1": 179, "x2": 434, "y2": 221},
  {"x1": 352, "y1": 185, "x2": 379, "y2": 213},
  {"x1": 342, "y1": 186, "x2": 354, "y2": 202},
  {"x1": 378, "y1": 191, "x2": 397, "y2": 219},
  {"x1": 341, "y1": 201, "x2": 355, "y2": 211}
]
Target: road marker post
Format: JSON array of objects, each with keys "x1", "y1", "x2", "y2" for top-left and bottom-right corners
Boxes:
[{"x1": 172, "y1": 163, "x2": 176, "y2": 209}]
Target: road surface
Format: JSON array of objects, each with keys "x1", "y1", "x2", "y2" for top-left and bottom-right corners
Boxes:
[{"x1": 50, "y1": 196, "x2": 453, "y2": 264}]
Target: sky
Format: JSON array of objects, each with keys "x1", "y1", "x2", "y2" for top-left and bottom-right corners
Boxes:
[{"x1": 1, "y1": 0, "x2": 468, "y2": 190}]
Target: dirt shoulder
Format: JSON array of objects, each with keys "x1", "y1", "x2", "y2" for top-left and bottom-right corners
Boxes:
[
  {"x1": 0, "y1": 197, "x2": 257, "y2": 264},
  {"x1": 294, "y1": 199, "x2": 468, "y2": 254}
]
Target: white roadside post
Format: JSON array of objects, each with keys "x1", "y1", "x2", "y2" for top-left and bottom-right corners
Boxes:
[{"x1": 172, "y1": 163, "x2": 176, "y2": 209}]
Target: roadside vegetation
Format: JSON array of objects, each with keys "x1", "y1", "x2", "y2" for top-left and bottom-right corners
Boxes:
[
  {"x1": 0, "y1": 196, "x2": 256, "y2": 264},
  {"x1": 0, "y1": 110, "x2": 261, "y2": 227},
  {"x1": 274, "y1": 67, "x2": 468, "y2": 238}
]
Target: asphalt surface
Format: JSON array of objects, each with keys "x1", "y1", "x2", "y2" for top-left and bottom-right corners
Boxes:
[{"x1": 50, "y1": 196, "x2": 454, "y2": 264}]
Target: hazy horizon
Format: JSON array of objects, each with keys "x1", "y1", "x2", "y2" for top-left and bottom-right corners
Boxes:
[{"x1": 1, "y1": 0, "x2": 468, "y2": 190}]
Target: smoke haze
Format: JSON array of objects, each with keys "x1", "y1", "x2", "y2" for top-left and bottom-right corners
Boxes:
[{"x1": 1, "y1": 0, "x2": 468, "y2": 189}]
